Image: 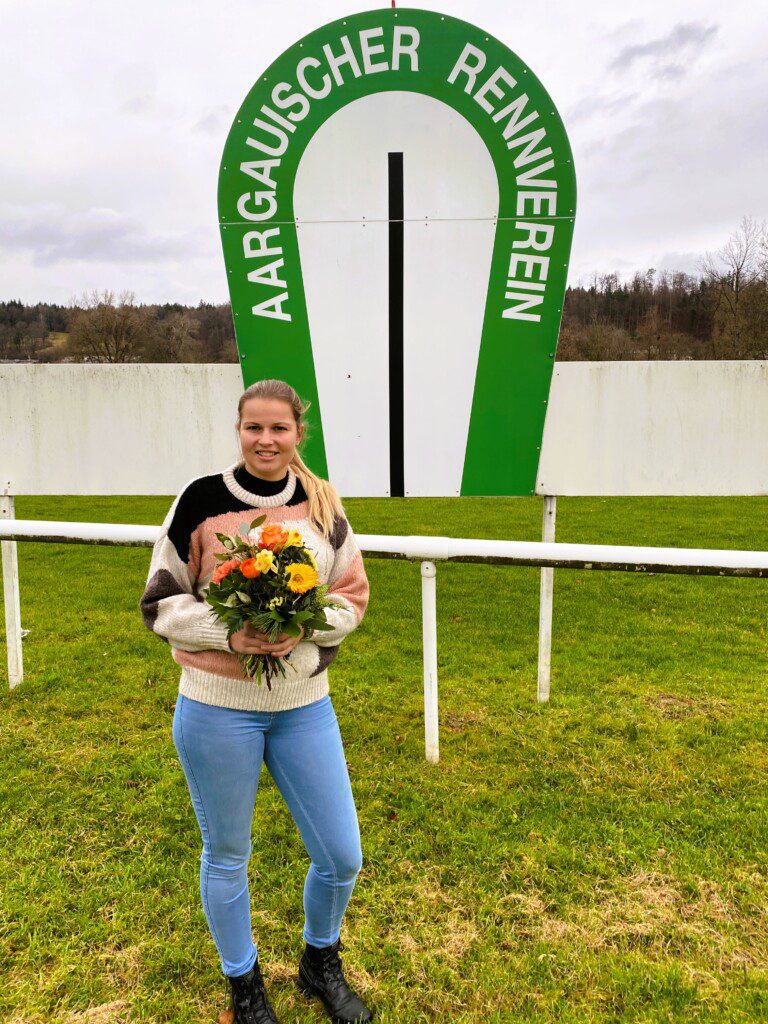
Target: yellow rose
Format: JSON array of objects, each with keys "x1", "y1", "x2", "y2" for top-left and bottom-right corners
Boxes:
[
  {"x1": 254, "y1": 549, "x2": 277, "y2": 573},
  {"x1": 285, "y1": 528, "x2": 303, "y2": 548},
  {"x1": 285, "y1": 562, "x2": 319, "y2": 594}
]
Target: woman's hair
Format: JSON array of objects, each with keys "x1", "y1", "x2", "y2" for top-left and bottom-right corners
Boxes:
[{"x1": 235, "y1": 379, "x2": 344, "y2": 540}]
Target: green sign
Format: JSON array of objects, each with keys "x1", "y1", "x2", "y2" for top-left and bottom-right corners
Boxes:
[{"x1": 219, "y1": 7, "x2": 576, "y2": 496}]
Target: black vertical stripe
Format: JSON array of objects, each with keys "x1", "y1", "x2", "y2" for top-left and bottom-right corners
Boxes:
[{"x1": 388, "y1": 152, "x2": 404, "y2": 498}]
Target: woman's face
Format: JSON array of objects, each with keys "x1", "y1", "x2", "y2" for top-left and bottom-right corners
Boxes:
[{"x1": 237, "y1": 396, "x2": 304, "y2": 480}]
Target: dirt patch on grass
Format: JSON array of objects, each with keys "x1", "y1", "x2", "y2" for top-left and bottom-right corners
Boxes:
[
  {"x1": 93, "y1": 943, "x2": 144, "y2": 989},
  {"x1": 572, "y1": 870, "x2": 733, "y2": 946},
  {"x1": 66, "y1": 1000, "x2": 130, "y2": 1023},
  {"x1": 645, "y1": 692, "x2": 733, "y2": 721},
  {"x1": 441, "y1": 709, "x2": 486, "y2": 732},
  {"x1": 502, "y1": 869, "x2": 763, "y2": 972},
  {"x1": 395, "y1": 863, "x2": 481, "y2": 964}
]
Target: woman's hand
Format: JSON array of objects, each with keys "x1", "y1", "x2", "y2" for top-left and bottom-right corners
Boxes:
[{"x1": 229, "y1": 619, "x2": 304, "y2": 657}]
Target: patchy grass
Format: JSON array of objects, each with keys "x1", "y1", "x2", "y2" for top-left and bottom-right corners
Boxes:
[{"x1": 1, "y1": 493, "x2": 768, "y2": 1022}]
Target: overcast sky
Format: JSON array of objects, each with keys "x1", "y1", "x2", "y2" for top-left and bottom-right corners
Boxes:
[{"x1": 2, "y1": 0, "x2": 765, "y2": 304}]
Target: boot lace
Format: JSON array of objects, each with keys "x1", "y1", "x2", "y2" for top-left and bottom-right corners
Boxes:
[
  {"x1": 227, "y1": 963, "x2": 276, "y2": 1024},
  {"x1": 316, "y1": 938, "x2": 347, "y2": 993}
]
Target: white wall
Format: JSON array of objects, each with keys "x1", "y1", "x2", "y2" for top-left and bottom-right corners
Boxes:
[
  {"x1": 536, "y1": 360, "x2": 768, "y2": 496},
  {"x1": 1, "y1": 361, "x2": 767, "y2": 496},
  {"x1": 0, "y1": 364, "x2": 245, "y2": 496}
]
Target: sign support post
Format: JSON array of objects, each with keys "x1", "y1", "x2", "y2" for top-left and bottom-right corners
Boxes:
[
  {"x1": 537, "y1": 494, "x2": 556, "y2": 702},
  {"x1": 1, "y1": 485, "x2": 24, "y2": 689},
  {"x1": 421, "y1": 559, "x2": 439, "y2": 762}
]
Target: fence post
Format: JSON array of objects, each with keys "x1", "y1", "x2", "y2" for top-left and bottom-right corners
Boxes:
[
  {"x1": 537, "y1": 495, "x2": 557, "y2": 702},
  {"x1": 1, "y1": 484, "x2": 24, "y2": 689},
  {"x1": 421, "y1": 560, "x2": 439, "y2": 763}
]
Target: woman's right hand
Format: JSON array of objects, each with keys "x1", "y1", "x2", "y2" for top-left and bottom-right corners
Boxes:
[
  {"x1": 228, "y1": 620, "x2": 303, "y2": 656},
  {"x1": 228, "y1": 620, "x2": 274, "y2": 654}
]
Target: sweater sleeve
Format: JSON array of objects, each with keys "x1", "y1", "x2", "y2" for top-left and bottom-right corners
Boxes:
[
  {"x1": 139, "y1": 484, "x2": 233, "y2": 653},
  {"x1": 314, "y1": 511, "x2": 370, "y2": 647}
]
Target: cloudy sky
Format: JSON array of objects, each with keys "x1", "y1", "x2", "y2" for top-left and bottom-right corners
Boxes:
[{"x1": 2, "y1": 0, "x2": 765, "y2": 304}]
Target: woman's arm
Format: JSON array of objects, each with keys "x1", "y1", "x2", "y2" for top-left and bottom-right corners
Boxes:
[
  {"x1": 139, "y1": 484, "x2": 233, "y2": 653},
  {"x1": 314, "y1": 511, "x2": 370, "y2": 647}
]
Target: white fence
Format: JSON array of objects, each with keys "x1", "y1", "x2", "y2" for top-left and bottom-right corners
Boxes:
[{"x1": 3, "y1": 506, "x2": 767, "y2": 762}]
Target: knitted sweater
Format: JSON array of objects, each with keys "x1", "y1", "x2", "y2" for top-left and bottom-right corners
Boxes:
[{"x1": 139, "y1": 462, "x2": 369, "y2": 711}]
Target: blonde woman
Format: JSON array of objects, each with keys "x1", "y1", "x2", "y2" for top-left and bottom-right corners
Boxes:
[{"x1": 140, "y1": 379, "x2": 372, "y2": 1023}]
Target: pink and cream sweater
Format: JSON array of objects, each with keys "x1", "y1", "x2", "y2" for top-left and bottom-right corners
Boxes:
[{"x1": 140, "y1": 461, "x2": 369, "y2": 712}]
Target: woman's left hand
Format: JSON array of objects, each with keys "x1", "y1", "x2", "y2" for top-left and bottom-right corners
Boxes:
[{"x1": 256, "y1": 623, "x2": 305, "y2": 657}]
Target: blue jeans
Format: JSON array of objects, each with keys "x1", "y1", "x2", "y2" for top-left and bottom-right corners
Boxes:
[{"x1": 172, "y1": 692, "x2": 363, "y2": 977}]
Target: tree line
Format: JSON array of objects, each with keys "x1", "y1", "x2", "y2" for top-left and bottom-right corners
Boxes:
[
  {"x1": 0, "y1": 295, "x2": 237, "y2": 364},
  {"x1": 2, "y1": 216, "x2": 766, "y2": 363},
  {"x1": 558, "y1": 216, "x2": 767, "y2": 360}
]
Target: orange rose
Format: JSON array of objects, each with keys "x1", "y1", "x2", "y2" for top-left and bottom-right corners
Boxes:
[
  {"x1": 212, "y1": 557, "x2": 240, "y2": 584},
  {"x1": 259, "y1": 524, "x2": 290, "y2": 552},
  {"x1": 240, "y1": 557, "x2": 262, "y2": 579}
]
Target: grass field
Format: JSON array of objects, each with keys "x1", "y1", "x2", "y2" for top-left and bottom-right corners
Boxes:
[{"x1": 1, "y1": 493, "x2": 768, "y2": 1023}]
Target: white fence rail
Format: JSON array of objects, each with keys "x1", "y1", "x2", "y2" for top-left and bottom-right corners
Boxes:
[{"x1": 3, "y1": 504, "x2": 768, "y2": 762}]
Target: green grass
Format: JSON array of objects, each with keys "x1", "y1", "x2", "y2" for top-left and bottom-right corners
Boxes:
[{"x1": 2, "y1": 494, "x2": 768, "y2": 1023}]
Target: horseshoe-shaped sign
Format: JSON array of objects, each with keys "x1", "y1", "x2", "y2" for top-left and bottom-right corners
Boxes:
[{"x1": 219, "y1": 8, "x2": 576, "y2": 497}]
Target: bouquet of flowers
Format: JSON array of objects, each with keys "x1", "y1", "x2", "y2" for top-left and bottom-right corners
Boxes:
[{"x1": 203, "y1": 515, "x2": 343, "y2": 689}]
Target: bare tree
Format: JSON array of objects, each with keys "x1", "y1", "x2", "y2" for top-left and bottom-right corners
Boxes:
[
  {"x1": 636, "y1": 304, "x2": 663, "y2": 359},
  {"x1": 699, "y1": 216, "x2": 768, "y2": 357},
  {"x1": 67, "y1": 290, "x2": 154, "y2": 363},
  {"x1": 18, "y1": 320, "x2": 48, "y2": 360},
  {"x1": 140, "y1": 311, "x2": 205, "y2": 362}
]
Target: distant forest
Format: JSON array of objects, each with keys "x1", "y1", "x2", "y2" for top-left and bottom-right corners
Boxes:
[{"x1": 2, "y1": 216, "x2": 766, "y2": 363}]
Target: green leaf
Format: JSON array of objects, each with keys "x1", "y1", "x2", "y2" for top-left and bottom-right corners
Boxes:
[
  {"x1": 237, "y1": 522, "x2": 251, "y2": 536},
  {"x1": 236, "y1": 591, "x2": 251, "y2": 603},
  {"x1": 300, "y1": 615, "x2": 324, "y2": 628},
  {"x1": 250, "y1": 515, "x2": 267, "y2": 529}
]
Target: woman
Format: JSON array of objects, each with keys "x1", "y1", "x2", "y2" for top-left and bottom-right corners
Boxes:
[{"x1": 140, "y1": 379, "x2": 373, "y2": 1024}]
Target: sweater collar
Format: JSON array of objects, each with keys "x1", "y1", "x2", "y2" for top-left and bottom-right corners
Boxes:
[{"x1": 222, "y1": 462, "x2": 298, "y2": 508}]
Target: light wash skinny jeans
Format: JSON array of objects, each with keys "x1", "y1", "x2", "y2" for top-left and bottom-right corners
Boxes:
[{"x1": 172, "y1": 692, "x2": 363, "y2": 977}]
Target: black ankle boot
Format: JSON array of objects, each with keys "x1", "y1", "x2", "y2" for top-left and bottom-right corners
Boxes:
[
  {"x1": 297, "y1": 937, "x2": 373, "y2": 1023},
  {"x1": 226, "y1": 958, "x2": 280, "y2": 1024}
]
